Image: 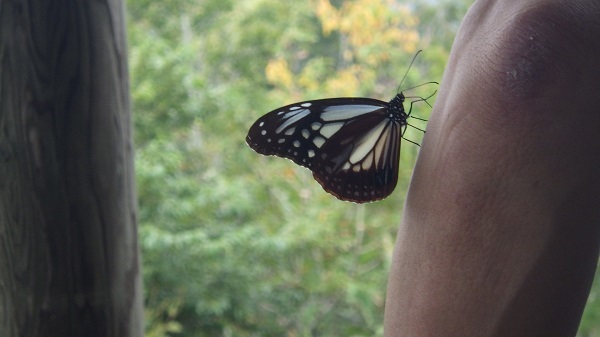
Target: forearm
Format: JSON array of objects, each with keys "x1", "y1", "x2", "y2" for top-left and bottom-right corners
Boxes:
[{"x1": 384, "y1": 1, "x2": 600, "y2": 336}]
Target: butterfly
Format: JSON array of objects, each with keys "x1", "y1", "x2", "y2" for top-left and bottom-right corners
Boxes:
[{"x1": 246, "y1": 52, "x2": 436, "y2": 203}]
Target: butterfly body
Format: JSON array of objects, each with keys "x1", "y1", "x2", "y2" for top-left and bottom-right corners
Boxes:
[{"x1": 246, "y1": 93, "x2": 409, "y2": 203}]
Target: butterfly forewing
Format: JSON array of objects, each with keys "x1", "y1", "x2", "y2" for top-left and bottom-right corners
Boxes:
[
  {"x1": 247, "y1": 98, "x2": 387, "y2": 168},
  {"x1": 246, "y1": 94, "x2": 408, "y2": 203}
]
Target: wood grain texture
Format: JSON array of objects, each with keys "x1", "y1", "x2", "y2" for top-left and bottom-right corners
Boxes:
[{"x1": 0, "y1": 0, "x2": 143, "y2": 336}]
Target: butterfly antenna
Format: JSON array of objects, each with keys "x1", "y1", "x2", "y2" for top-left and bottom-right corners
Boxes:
[
  {"x1": 396, "y1": 50, "x2": 423, "y2": 94},
  {"x1": 402, "y1": 81, "x2": 439, "y2": 93}
]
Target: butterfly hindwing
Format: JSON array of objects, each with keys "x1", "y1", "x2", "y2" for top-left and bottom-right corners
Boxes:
[
  {"x1": 311, "y1": 111, "x2": 402, "y2": 202},
  {"x1": 246, "y1": 94, "x2": 408, "y2": 203}
]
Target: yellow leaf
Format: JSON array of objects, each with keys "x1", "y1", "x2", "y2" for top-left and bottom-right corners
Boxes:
[
  {"x1": 314, "y1": 0, "x2": 340, "y2": 35},
  {"x1": 265, "y1": 58, "x2": 293, "y2": 89}
]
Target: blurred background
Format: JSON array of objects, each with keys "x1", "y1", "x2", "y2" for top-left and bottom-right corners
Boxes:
[{"x1": 126, "y1": 0, "x2": 600, "y2": 335}]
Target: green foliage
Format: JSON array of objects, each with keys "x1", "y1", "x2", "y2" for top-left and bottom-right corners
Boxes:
[
  {"x1": 127, "y1": 0, "x2": 600, "y2": 336},
  {"x1": 579, "y1": 267, "x2": 600, "y2": 337}
]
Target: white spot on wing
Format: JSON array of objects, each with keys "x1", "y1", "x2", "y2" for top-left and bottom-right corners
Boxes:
[
  {"x1": 282, "y1": 109, "x2": 306, "y2": 119},
  {"x1": 311, "y1": 122, "x2": 321, "y2": 130},
  {"x1": 293, "y1": 140, "x2": 300, "y2": 147},
  {"x1": 308, "y1": 150, "x2": 315, "y2": 158},
  {"x1": 362, "y1": 152, "x2": 374, "y2": 170},
  {"x1": 276, "y1": 109, "x2": 309, "y2": 134},
  {"x1": 301, "y1": 102, "x2": 312, "y2": 107},
  {"x1": 321, "y1": 104, "x2": 381, "y2": 121},
  {"x1": 377, "y1": 126, "x2": 398, "y2": 169},
  {"x1": 285, "y1": 127, "x2": 295, "y2": 135},
  {"x1": 349, "y1": 121, "x2": 388, "y2": 164},
  {"x1": 313, "y1": 136, "x2": 326, "y2": 148},
  {"x1": 302, "y1": 129, "x2": 310, "y2": 139},
  {"x1": 375, "y1": 127, "x2": 400, "y2": 168},
  {"x1": 374, "y1": 128, "x2": 388, "y2": 168},
  {"x1": 319, "y1": 122, "x2": 344, "y2": 138},
  {"x1": 261, "y1": 130, "x2": 266, "y2": 135},
  {"x1": 259, "y1": 122, "x2": 264, "y2": 127}
]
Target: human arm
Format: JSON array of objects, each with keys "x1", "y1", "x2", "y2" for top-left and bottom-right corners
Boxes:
[{"x1": 384, "y1": 1, "x2": 600, "y2": 336}]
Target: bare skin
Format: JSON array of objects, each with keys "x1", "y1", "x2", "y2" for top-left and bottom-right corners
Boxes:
[{"x1": 384, "y1": 1, "x2": 600, "y2": 336}]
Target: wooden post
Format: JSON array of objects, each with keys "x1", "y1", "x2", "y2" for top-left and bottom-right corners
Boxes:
[{"x1": 0, "y1": 1, "x2": 143, "y2": 336}]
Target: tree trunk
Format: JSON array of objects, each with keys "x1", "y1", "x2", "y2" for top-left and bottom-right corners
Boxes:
[{"x1": 0, "y1": 1, "x2": 143, "y2": 336}]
